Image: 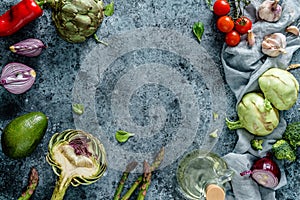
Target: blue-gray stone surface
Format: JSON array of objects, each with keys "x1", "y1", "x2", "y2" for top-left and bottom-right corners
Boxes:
[{"x1": 0, "y1": 0, "x2": 299, "y2": 199}]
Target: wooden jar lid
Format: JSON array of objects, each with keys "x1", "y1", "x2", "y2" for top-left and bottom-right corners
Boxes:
[{"x1": 206, "y1": 184, "x2": 225, "y2": 200}]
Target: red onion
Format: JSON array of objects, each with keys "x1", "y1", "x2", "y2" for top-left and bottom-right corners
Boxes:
[
  {"x1": 240, "y1": 154, "x2": 281, "y2": 188},
  {"x1": 9, "y1": 38, "x2": 46, "y2": 57},
  {"x1": 0, "y1": 62, "x2": 36, "y2": 94}
]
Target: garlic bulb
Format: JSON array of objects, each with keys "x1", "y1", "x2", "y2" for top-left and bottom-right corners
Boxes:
[
  {"x1": 262, "y1": 33, "x2": 287, "y2": 57},
  {"x1": 258, "y1": 0, "x2": 282, "y2": 22}
]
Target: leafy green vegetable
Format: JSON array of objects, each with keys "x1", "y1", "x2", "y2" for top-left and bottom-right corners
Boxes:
[
  {"x1": 116, "y1": 130, "x2": 135, "y2": 143},
  {"x1": 192, "y1": 22, "x2": 204, "y2": 42},
  {"x1": 104, "y1": 1, "x2": 115, "y2": 16},
  {"x1": 205, "y1": 0, "x2": 213, "y2": 11},
  {"x1": 251, "y1": 139, "x2": 263, "y2": 151},
  {"x1": 282, "y1": 122, "x2": 300, "y2": 149},
  {"x1": 272, "y1": 139, "x2": 296, "y2": 162},
  {"x1": 72, "y1": 104, "x2": 84, "y2": 115}
]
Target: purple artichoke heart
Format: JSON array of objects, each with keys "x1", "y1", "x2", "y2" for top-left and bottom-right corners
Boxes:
[{"x1": 0, "y1": 62, "x2": 36, "y2": 94}]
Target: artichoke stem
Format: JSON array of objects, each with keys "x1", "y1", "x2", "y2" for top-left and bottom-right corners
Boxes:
[
  {"x1": 51, "y1": 173, "x2": 72, "y2": 200},
  {"x1": 34, "y1": 0, "x2": 47, "y2": 7},
  {"x1": 225, "y1": 118, "x2": 244, "y2": 130}
]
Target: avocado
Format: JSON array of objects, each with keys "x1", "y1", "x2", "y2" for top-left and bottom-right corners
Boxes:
[{"x1": 1, "y1": 111, "x2": 48, "y2": 159}]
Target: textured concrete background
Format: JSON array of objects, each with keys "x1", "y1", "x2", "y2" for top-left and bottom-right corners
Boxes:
[{"x1": 0, "y1": 0, "x2": 299, "y2": 199}]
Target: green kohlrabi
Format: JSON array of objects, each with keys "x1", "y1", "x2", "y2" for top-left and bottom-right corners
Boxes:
[
  {"x1": 259, "y1": 68, "x2": 299, "y2": 110},
  {"x1": 226, "y1": 92, "x2": 279, "y2": 136}
]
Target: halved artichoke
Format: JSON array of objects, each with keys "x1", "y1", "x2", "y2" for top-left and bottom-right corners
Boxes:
[
  {"x1": 46, "y1": 0, "x2": 105, "y2": 43},
  {"x1": 46, "y1": 129, "x2": 107, "y2": 200}
]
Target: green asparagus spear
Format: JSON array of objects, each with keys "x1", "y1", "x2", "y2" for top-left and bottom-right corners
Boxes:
[
  {"x1": 18, "y1": 167, "x2": 39, "y2": 200},
  {"x1": 150, "y1": 147, "x2": 165, "y2": 171},
  {"x1": 119, "y1": 147, "x2": 165, "y2": 200},
  {"x1": 120, "y1": 176, "x2": 143, "y2": 200},
  {"x1": 113, "y1": 161, "x2": 138, "y2": 200},
  {"x1": 137, "y1": 161, "x2": 152, "y2": 200}
]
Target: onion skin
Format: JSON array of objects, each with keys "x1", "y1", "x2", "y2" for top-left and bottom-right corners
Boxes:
[{"x1": 240, "y1": 154, "x2": 281, "y2": 189}]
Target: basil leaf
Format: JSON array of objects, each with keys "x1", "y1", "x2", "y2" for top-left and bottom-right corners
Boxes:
[
  {"x1": 115, "y1": 130, "x2": 135, "y2": 143},
  {"x1": 206, "y1": 0, "x2": 213, "y2": 11},
  {"x1": 193, "y1": 22, "x2": 205, "y2": 42},
  {"x1": 104, "y1": 1, "x2": 114, "y2": 16}
]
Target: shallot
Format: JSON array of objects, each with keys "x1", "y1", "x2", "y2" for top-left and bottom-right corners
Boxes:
[
  {"x1": 9, "y1": 38, "x2": 46, "y2": 57},
  {"x1": 258, "y1": 0, "x2": 282, "y2": 22},
  {"x1": 240, "y1": 154, "x2": 281, "y2": 189}
]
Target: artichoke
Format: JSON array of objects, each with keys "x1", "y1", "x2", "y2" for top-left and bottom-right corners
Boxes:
[
  {"x1": 226, "y1": 92, "x2": 279, "y2": 136},
  {"x1": 46, "y1": 129, "x2": 107, "y2": 200},
  {"x1": 259, "y1": 68, "x2": 299, "y2": 110},
  {"x1": 46, "y1": 0, "x2": 105, "y2": 43}
]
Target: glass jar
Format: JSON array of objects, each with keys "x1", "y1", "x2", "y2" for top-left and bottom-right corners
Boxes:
[{"x1": 176, "y1": 149, "x2": 234, "y2": 200}]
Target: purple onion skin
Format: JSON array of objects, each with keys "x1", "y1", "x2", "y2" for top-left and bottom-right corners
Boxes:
[
  {"x1": 9, "y1": 38, "x2": 46, "y2": 57},
  {"x1": 0, "y1": 62, "x2": 36, "y2": 94}
]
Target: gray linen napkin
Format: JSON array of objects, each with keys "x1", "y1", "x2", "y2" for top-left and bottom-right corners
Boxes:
[{"x1": 220, "y1": 0, "x2": 300, "y2": 199}]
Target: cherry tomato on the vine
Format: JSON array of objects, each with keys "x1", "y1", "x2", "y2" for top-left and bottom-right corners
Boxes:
[
  {"x1": 213, "y1": 0, "x2": 231, "y2": 16},
  {"x1": 225, "y1": 30, "x2": 241, "y2": 47},
  {"x1": 235, "y1": 16, "x2": 253, "y2": 35},
  {"x1": 217, "y1": 16, "x2": 234, "y2": 33}
]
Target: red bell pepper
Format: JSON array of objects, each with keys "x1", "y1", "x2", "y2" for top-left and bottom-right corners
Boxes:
[{"x1": 0, "y1": 0, "x2": 43, "y2": 36}]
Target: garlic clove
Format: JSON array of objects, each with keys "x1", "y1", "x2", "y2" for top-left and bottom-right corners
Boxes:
[
  {"x1": 247, "y1": 30, "x2": 255, "y2": 47},
  {"x1": 265, "y1": 37, "x2": 281, "y2": 47},
  {"x1": 258, "y1": 0, "x2": 282, "y2": 22},
  {"x1": 286, "y1": 26, "x2": 300, "y2": 36},
  {"x1": 262, "y1": 40, "x2": 273, "y2": 49}
]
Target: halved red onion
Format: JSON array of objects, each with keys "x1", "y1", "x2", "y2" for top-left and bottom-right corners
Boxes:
[
  {"x1": 9, "y1": 38, "x2": 46, "y2": 57},
  {"x1": 0, "y1": 62, "x2": 36, "y2": 94},
  {"x1": 240, "y1": 154, "x2": 281, "y2": 189}
]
